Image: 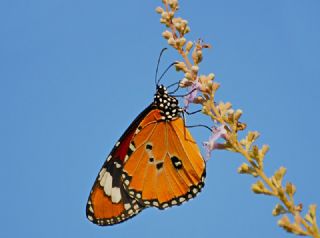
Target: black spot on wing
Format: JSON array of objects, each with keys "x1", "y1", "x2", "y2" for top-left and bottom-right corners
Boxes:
[
  {"x1": 156, "y1": 162, "x2": 164, "y2": 170},
  {"x1": 171, "y1": 156, "x2": 182, "y2": 169},
  {"x1": 146, "y1": 144, "x2": 153, "y2": 150}
]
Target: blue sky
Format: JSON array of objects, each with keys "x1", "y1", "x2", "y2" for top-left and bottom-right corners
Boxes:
[{"x1": 1, "y1": 0, "x2": 320, "y2": 237}]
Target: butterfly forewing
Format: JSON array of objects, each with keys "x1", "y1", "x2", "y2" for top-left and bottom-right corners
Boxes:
[{"x1": 86, "y1": 105, "x2": 154, "y2": 226}]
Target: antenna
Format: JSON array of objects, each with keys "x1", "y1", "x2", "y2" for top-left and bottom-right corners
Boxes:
[
  {"x1": 156, "y1": 62, "x2": 177, "y2": 86},
  {"x1": 155, "y1": 48, "x2": 168, "y2": 86}
]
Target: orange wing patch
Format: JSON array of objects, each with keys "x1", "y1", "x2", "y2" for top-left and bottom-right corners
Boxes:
[{"x1": 122, "y1": 109, "x2": 206, "y2": 209}]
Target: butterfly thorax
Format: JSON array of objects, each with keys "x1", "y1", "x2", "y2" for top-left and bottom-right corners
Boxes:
[{"x1": 153, "y1": 85, "x2": 183, "y2": 121}]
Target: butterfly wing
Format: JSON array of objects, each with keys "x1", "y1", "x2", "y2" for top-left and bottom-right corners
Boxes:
[
  {"x1": 122, "y1": 109, "x2": 206, "y2": 209},
  {"x1": 86, "y1": 105, "x2": 153, "y2": 226}
]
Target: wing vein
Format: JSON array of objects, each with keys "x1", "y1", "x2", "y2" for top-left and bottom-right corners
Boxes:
[
  {"x1": 169, "y1": 121, "x2": 201, "y2": 182},
  {"x1": 166, "y1": 122, "x2": 191, "y2": 193},
  {"x1": 162, "y1": 123, "x2": 178, "y2": 200}
]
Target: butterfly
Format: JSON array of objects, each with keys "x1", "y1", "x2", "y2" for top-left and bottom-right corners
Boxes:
[{"x1": 86, "y1": 52, "x2": 206, "y2": 226}]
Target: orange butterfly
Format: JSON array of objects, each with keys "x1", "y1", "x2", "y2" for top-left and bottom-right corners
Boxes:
[{"x1": 86, "y1": 53, "x2": 206, "y2": 226}]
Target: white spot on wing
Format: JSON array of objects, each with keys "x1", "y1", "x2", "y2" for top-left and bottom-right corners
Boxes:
[
  {"x1": 99, "y1": 170, "x2": 108, "y2": 186},
  {"x1": 135, "y1": 128, "x2": 141, "y2": 134},
  {"x1": 103, "y1": 172, "x2": 112, "y2": 196},
  {"x1": 124, "y1": 155, "x2": 129, "y2": 162},
  {"x1": 179, "y1": 197, "x2": 186, "y2": 202},
  {"x1": 128, "y1": 209, "x2": 133, "y2": 215},
  {"x1": 114, "y1": 161, "x2": 121, "y2": 168},
  {"x1": 107, "y1": 155, "x2": 112, "y2": 161},
  {"x1": 89, "y1": 205, "x2": 94, "y2": 213},
  {"x1": 98, "y1": 168, "x2": 106, "y2": 180},
  {"x1": 129, "y1": 143, "x2": 135, "y2": 151},
  {"x1": 111, "y1": 187, "x2": 121, "y2": 203},
  {"x1": 124, "y1": 203, "x2": 131, "y2": 210},
  {"x1": 171, "y1": 200, "x2": 177, "y2": 205},
  {"x1": 87, "y1": 215, "x2": 93, "y2": 221},
  {"x1": 116, "y1": 141, "x2": 120, "y2": 147}
]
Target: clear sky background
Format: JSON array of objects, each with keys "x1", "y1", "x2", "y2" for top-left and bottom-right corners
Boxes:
[{"x1": 1, "y1": 0, "x2": 320, "y2": 237}]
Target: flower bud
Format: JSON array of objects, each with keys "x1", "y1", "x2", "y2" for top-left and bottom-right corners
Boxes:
[
  {"x1": 174, "y1": 61, "x2": 186, "y2": 71},
  {"x1": 193, "y1": 96, "x2": 205, "y2": 104},
  {"x1": 234, "y1": 109, "x2": 243, "y2": 121},
  {"x1": 185, "y1": 41, "x2": 193, "y2": 52},
  {"x1": 184, "y1": 72, "x2": 193, "y2": 80},
  {"x1": 184, "y1": 26, "x2": 191, "y2": 34},
  {"x1": 272, "y1": 204, "x2": 287, "y2": 216},
  {"x1": 168, "y1": 0, "x2": 178, "y2": 9},
  {"x1": 274, "y1": 167, "x2": 287, "y2": 185},
  {"x1": 162, "y1": 30, "x2": 172, "y2": 39},
  {"x1": 161, "y1": 12, "x2": 169, "y2": 19},
  {"x1": 207, "y1": 73, "x2": 215, "y2": 81},
  {"x1": 305, "y1": 205, "x2": 316, "y2": 224},
  {"x1": 155, "y1": 7, "x2": 164, "y2": 14},
  {"x1": 177, "y1": 37, "x2": 186, "y2": 47},
  {"x1": 179, "y1": 78, "x2": 192, "y2": 87},
  {"x1": 285, "y1": 182, "x2": 296, "y2": 197},
  {"x1": 261, "y1": 144, "x2": 269, "y2": 155},
  {"x1": 168, "y1": 37, "x2": 176, "y2": 47},
  {"x1": 224, "y1": 102, "x2": 232, "y2": 110},
  {"x1": 191, "y1": 65, "x2": 199, "y2": 74},
  {"x1": 212, "y1": 82, "x2": 220, "y2": 91},
  {"x1": 252, "y1": 180, "x2": 265, "y2": 194},
  {"x1": 160, "y1": 18, "x2": 166, "y2": 24},
  {"x1": 238, "y1": 163, "x2": 250, "y2": 174}
]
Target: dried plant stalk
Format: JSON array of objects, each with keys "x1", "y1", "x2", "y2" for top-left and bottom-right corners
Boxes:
[{"x1": 156, "y1": 1, "x2": 320, "y2": 237}]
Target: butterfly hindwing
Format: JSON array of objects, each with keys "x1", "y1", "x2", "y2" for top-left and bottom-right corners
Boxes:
[{"x1": 86, "y1": 105, "x2": 154, "y2": 226}]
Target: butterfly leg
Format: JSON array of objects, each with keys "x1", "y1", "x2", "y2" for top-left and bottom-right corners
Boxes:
[
  {"x1": 185, "y1": 109, "x2": 202, "y2": 115},
  {"x1": 167, "y1": 81, "x2": 181, "y2": 94},
  {"x1": 182, "y1": 110, "x2": 212, "y2": 140},
  {"x1": 170, "y1": 88, "x2": 197, "y2": 98}
]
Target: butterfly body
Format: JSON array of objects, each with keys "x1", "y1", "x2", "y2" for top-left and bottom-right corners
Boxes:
[{"x1": 86, "y1": 85, "x2": 206, "y2": 226}]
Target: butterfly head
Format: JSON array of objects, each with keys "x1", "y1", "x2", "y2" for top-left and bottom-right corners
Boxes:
[{"x1": 154, "y1": 84, "x2": 183, "y2": 121}]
